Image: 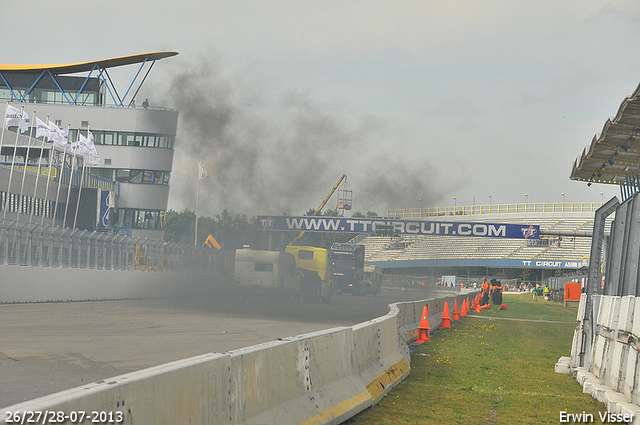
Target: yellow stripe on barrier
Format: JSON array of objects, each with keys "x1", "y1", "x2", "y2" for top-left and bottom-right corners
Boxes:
[
  {"x1": 406, "y1": 328, "x2": 419, "y2": 340},
  {"x1": 366, "y1": 358, "x2": 410, "y2": 404},
  {"x1": 299, "y1": 390, "x2": 371, "y2": 425}
]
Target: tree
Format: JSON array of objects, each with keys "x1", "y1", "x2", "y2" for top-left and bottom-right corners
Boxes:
[
  {"x1": 163, "y1": 209, "x2": 195, "y2": 244},
  {"x1": 352, "y1": 211, "x2": 378, "y2": 218},
  {"x1": 164, "y1": 208, "x2": 269, "y2": 249}
]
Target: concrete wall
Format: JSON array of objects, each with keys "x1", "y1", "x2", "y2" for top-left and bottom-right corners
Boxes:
[
  {"x1": 557, "y1": 294, "x2": 640, "y2": 418},
  {"x1": 0, "y1": 265, "x2": 212, "y2": 303},
  {"x1": 0, "y1": 282, "x2": 473, "y2": 425}
]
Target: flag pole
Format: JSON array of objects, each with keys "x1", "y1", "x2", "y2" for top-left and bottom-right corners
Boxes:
[
  {"x1": 3, "y1": 106, "x2": 25, "y2": 220},
  {"x1": 63, "y1": 129, "x2": 80, "y2": 228},
  {"x1": 0, "y1": 102, "x2": 9, "y2": 168},
  {"x1": 72, "y1": 152, "x2": 85, "y2": 229},
  {"x1": 52, "y1": 125, "x2": 70, "y2": 226},
  {"x1": 0, "y1": 103, "x2": 9, "y2": 220},
  {"x1": 32, "y1": 115, "x2": 49, "y2": 224},
  {"x1": 195, "y1": 162, "x2": 200, "y2": 246},
  {"x1": 73, "y1": 125, "x2": 89, "y2": 229},
  {"x1": 17, "y1": 111, "x2": 36, "y2": 221}
]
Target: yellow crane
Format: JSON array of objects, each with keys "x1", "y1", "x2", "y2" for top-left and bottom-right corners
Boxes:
[{"x1": 289, "y1": 174, "x2": 348, "y2": 246}]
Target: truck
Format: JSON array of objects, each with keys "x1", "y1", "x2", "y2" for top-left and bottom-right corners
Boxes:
[
  {"x1": 233, "y1": 246, "x2": 335, "y2": 303},
  {"x1": 285, "y1": 245, "x2": 335, "y2": 303},
  {"x1": 233, "y1": 248, "x2": 298, "y2": 295},
  {"x1": 330, "y1": 243, "x2": 381, "y2": 296}
]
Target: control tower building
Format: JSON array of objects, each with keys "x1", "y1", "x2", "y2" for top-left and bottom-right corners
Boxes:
[{"x1": 0, "y1": 52, "x2": 178, "y2": 240}]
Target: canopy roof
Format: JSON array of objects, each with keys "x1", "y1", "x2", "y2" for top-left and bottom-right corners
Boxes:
[
  {"x1": 571, "y1": 82, "x2": 640, "y2": 187},
  {"x1": 0, "y1": 52, "x2": 178, "y2": 107},
  {"x1": 0, "y1": 51, "x2": 178, "y2": 74}
]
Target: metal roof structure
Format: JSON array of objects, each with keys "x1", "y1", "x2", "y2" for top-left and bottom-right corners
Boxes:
[
  {"x1": 571, "y1": 82, "x2": 640, "y2": 197},
  {"x1": 0, "y1": 51, "x2": 178, "y2": 107},
  {"x1": 0, "y1": 52, "x2": 177, "y2": 74}
]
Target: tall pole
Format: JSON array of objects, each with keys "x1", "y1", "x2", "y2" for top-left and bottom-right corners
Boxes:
[
  {"x1": 17, "y1": 111, "x2": 36, "y2": 220},
  {"x1": 63, "y1": 130, "x2": 80, "y2": 229},
  {"x1": 73, "y1": 125, "x2": 90, "y2": 229},
  {"x1": 32, "y1": 116, "x2": 49, "y2": 224},
  {"x1": 52, "y1": 125, "x2": 70, "y2": 226},
  {"x1": 195, "y1": 163, "x2": 200, "y2": 246},
  {"x1": 3, "y1": 106, "x2": 25, "y2": 220}
]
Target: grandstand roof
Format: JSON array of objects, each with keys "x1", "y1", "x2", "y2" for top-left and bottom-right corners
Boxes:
[
  {"x1": 571, "y1": 82, "x2": 640, "y2": 186},
  {"x1": 0, "y1": 52, "x2": 178, "y2": 74}
]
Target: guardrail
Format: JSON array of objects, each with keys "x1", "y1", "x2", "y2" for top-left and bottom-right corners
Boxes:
[
  {"x1": 0, "y1": 291, "x2": 473, "y2": 424},
  {"x1": 556, "y1": 294, "x2": 640, "y2": 418},
  {"x1": 387, "y1": 202, "x2": 603, "y2": 219},
  {"x1": 556, "y1": 194, "x2": 640, "y2": 417},
  {"x1": 0, "y1": 218, "x2": 227, "y2": 273}
]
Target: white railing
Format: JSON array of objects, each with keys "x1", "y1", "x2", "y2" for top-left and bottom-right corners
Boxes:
[{"x1": 387, "y1": 202, "x2": 604, "y2": 219}]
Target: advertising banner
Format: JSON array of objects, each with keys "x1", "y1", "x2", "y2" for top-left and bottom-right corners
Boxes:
[
  {"x1": 96, "y1": 189, "x2": 112, "y2": 230},
  {"x1": 257, "y1": 215, "x2": 540, "y2": 239}
]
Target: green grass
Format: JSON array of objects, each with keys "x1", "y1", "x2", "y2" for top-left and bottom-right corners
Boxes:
[{"x1": 345, "y1": 293, "x2": 605, "y2": 425}]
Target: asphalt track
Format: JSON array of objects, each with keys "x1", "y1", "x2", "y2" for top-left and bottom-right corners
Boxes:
[{"x1": 0, "y1": 285, "x2": 450, "y2": 409}]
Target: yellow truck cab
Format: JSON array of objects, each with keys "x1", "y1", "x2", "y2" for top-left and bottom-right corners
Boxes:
[{"x1": 285, "y1": 245, "x2": 334, "y2": 303}]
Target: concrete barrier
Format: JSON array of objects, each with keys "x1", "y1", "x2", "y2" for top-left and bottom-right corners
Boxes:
[
  {"x1": 557, "y1": 294, "x2": 640, "y2": 418},
  {"x1": 1, "y1": 291, "x2": 476, "y2": 425}
]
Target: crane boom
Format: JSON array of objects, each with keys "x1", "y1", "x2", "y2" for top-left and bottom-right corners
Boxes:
[{"x1": 289, "y1": 174, "x2": 347, "y2": 245}]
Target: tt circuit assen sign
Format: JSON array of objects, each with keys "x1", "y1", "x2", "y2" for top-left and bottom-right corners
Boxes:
[{"x1": 257, "y1": 215, "x2": 540, "y2": 239}]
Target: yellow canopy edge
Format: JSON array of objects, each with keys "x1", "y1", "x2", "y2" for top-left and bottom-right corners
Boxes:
[{"x1": 0, "y1": 51, "x2": 178, "y2": 74}]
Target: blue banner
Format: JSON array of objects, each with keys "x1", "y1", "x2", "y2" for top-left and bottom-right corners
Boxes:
[
  {"x1": 97, "y1": 190, "x2": 111, "y2": 230},
  {"x1": 257, "y1": 215, "x2": 540, "y2": 239}
]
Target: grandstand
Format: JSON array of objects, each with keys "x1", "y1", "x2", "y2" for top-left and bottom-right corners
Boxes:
[{"x1": 358, "y1": 202, "x2": 610, "y2": 281}]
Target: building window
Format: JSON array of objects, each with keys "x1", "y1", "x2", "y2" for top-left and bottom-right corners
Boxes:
[
  {"x1": 101, "y1": 169, "x2": 170, "y2": 185},
  {"x1": 118, "y1": 208, "x2": 164, "y2": 230}
]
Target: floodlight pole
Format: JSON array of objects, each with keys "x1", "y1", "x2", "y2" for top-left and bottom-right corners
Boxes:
[{"x1": 195, "y1": 164, "x2": 200, "y2": 246}]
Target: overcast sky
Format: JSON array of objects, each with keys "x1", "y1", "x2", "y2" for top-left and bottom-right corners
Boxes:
[{"x1": 3, "y1": 1, "x2": 639, "y2": 217}]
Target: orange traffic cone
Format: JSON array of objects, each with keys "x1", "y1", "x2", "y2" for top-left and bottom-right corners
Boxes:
[
  {"x1": 480, "y1": 303, "x2": 491, "y2": 310},
  {"x1": 472, "y1": 294, "x2": 479, "y2": 309},
  {"x1": 441, "y1": 301, "x2": 451, "y2": 328},
  {"x1": 460, "y1": 298, "x2": 468, "y2": 317},
  {"x1": 498, "y1": 303, "x2": 507, "y2": 310},
  {"x1": 452, "y1": 299, "x2": 460, "y2": 321},
  {"x1": 416, "y1": 305, "x2": 431, "y2": 343}
]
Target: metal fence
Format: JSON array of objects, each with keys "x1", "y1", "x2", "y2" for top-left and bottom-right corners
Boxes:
[
  {"x1": 387, "y1": 201, "x2": 604, "y2": 219},
  {"x1": 0, "y1": 218, "x2": 231, "y2": 274}
]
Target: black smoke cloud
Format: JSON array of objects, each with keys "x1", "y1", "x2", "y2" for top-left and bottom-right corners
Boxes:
[{"x1": 152, "y1": 54, "x2": 458, "y2": 217}]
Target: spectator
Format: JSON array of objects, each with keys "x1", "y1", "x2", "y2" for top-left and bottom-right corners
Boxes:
[
  {"x1": 481, "y1": 278, "x2": 490, "y2": 305},
  {"x1": 142, "y1": 98, "x2": 149, "y2": 109}
]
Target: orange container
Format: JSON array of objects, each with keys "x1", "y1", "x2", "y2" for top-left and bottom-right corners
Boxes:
[{"x1": 564, "y1": 282, "x2": 581, "y2": 301}]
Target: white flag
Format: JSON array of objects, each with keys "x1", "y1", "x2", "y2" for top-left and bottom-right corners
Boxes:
[
  {"x1": 35, "y1": 117, "x2": 50, "y2": 139},
  {"x1": 86, "y1": 131, "x2": 100, "y2": 165},
  {"x1": 47, "y1": 120, "x2": 69, "y2": 149},
  {"x1": 198, "y1": 161, "x2": 210, "y2": 181},
  {"x1": 5, "y1": 104, "x2": 21, "y2": 128},
  {"x1": 18, "y1": 110, "x2": 30, "y2": 133},
  {"x1": 5, "y1": 104, "x2": 29, "y2": 133},
  {"x1": 74, "y1": 134, "x2": 91, "y2": 155},
  {"x1": 89, "y1": 151, "x2": 100, "y2": 166},
  {"x1": 77, "y1": 132, "x2": 99, "y2": 156},
  {"x1": 75, "y1": 131, "x2": 100, "y2": 165}
]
